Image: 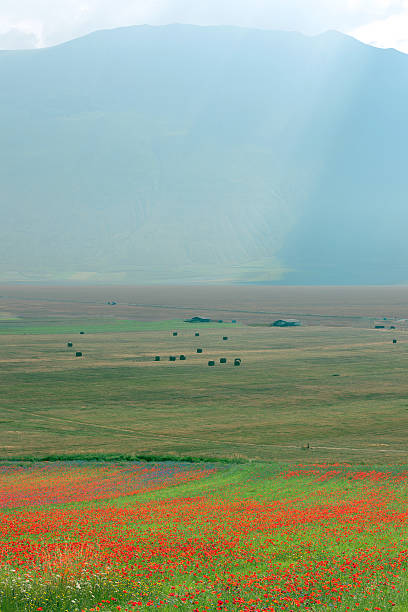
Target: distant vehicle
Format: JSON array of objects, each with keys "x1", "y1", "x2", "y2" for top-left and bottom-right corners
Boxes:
[
  {"x1": 272, "y1": 319, "x2": 301, "y2": 327},
  {"x1": 184, "y1": 316, "x2": 211, "y2": 323}
]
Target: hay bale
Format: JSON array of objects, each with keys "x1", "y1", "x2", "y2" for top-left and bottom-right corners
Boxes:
[
  {"x1": 208, "y1": 360, "x2": 215, "y2": 366},
  {"x1": 220, "y1": 358, "x2": 227, "y2": 364},
  {"x1": 179, "y1": 355, "x2": 186, "y2": 360},
  {"x1": 67, "y1": 342, "x2": 73, "y2": 347},
  {"x1": 169, "y1": 356, "x2": 176, "y2": 361},
  {"x1": 234, "y1": 358, "x2": 241, "y2": 366},
  {"x1": 196, "y1": 348, "x2": 203, "y2": 353},
  {"x1": 154, "y1": 356, "x2": 161, "y2": 361},
  {"x1": 173, "y1": 332, "x2": 178, "y2": 337},
  {"x1": 75, "y1": 351, "x2": 82, "y2": 357},
  {"x1": 195, "y1": 332, "x2": 200, "y2": 337},
  {"x1": 223, "y1": 336, "x2": 228, "y2": 341}
]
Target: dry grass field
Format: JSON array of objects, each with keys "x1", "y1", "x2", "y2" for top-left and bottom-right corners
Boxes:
[{"x1": 1, "y1": 285, "x2": 408, "y2": 463}]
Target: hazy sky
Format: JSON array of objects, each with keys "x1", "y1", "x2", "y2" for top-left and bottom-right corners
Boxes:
[{"x1": 1, "y1": 0, "x2": 408, "y2": 52}]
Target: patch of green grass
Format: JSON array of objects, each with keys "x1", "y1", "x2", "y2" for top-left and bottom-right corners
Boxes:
[{"x1": 0, "y1": 318, "x2": 239, "y2": 335}]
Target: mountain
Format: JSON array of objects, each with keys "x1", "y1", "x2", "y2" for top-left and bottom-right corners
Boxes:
[{"x1": 1, "y1": 24, "x2": 408, "y2": 284}]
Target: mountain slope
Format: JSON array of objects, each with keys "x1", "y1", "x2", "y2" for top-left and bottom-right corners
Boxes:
[{"x1": 1, "y1": 25, "x2": 407, "y2": 284}]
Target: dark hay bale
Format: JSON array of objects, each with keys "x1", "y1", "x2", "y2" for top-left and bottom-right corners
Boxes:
[
  {"x1": 75, "y1": 351, "x2": 82, "y2": 357},
  {"x1": 196, "y1": 348, "x2": 203, "y2": 353},
  {"x1": 234, "y1": 358, "x2": 241, "y2": 366},
  {"x1": 223, "y1": 336, "x2": 228, "y2": 341},
  {"x1": 393, "y1": 339, "x2": 398, "y2": 344},
  {"x1": 195, "y1": 332, "x2": 200, "y2": 337},
  {"x1": 79, "y1": 331, "x2": 85, "y2": 335},
  {"x1": 220, "y1": 358, "x2": 227, "y2": 364},
  {"x1": 67, "y1": 342, "x2": 73, "y2": 347},
  {"x1": 154, "y1": 356, "x2": 161, "y2": 361},
  {"x1": 208, "y1": 360, "x2": 215, "y2": 366},
  {"x1": 179, "y1": 355, "x2": 186, "y2": 360},
  {"x1": 169, "y1": 356, "x2": 176, "y2": 361},
  {"x1": 173, "y1": 332, "x2": 178, "y2": 337}
]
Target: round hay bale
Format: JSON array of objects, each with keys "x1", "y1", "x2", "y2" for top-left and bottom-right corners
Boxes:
[
  {"x1": 393, "y1": 339, "x2": 398, "y2": 344},
  {"x1": 208, "y1": 360, "x2": 215, "y2": 366},
  {"x1": 195, "y1": 332, "x2": 200, "y2": 337},
  {"x1": 223, "y1": 336, "x2": 228, "y2": 341},
  {"x1": 179, "y1": 355, "x2": 186, "y2": 360},
  {"x1": 154, "y1": 356, "x2": 161, "y2": 361},
  {"x1": 220, "y1": 358, "x2": 227, "y2": 364},
  {"x1": 173, "y1": 332, "x2": 178, "y2": 337},
  {"x1": 169, "y1": 356, "x2": 176, "y2": 361},
  {"x1": 67, "y1": 342, "x2": 73, "y2": 347},
  {"x1": 196, "y1": 348, "x2": 203, "y2": 353},
  {"x1": 234, "y1": 358, "x2": 241, "y2": 366},
  {"x1": 75, "y1": 351, "x2": 82, "y2": 357}
]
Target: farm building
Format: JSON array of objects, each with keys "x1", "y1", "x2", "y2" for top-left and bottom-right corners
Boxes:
[
  {"x1": 184, "y1": 316, "x2": 211, "y2": 323},
  {"x1": 272, "y1": 319, "x2": 301, "y2": 327}
]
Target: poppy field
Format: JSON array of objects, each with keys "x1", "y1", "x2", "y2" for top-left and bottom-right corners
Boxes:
[{"x1": 2, "y1": 461, "x2": 408, "y2": 611}]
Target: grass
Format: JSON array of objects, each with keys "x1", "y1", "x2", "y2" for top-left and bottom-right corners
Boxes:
[
  {"x1": 0, "y1": 318, "x2": 238, "y2": 335},
  {"x1": 1, "y1": 319, "x2": 408, "y2": 463}
]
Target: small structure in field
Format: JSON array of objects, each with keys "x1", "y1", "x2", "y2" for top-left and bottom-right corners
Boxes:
[
  {"x1": 234, "y1": 358, "x2": 241, "y2": 366},
  {"x1": 169, "y1": 356, "x2": 176, "y2": 361},
  {"x1": 232, "y1": 319, "x2": 237, "y2": 324},
  {"x1": 80, "y1": 331, "x2": 85, "y2": 334},
  {"x1": 184, "y1": 316, "x2": 211, "y2": 323},
  {"x1": 75, "y1": 351, "x2": 82, "y2": 357},
  {"x1": 374, "y1": 325, "x2": 385, "y2": 329},
  {"x1": 154, "y1": 356, "x2": 160, "y2": 361},
  {"x1": 218, "y1": 320, "x2": 223, "y2": 323},
  {"x1": 67, "y1": 342, "x2": 73, "y2": 347},
  {"x1": 220, "y1": 358, "x2": 227, "y2": 364},
  {"x1": 179, "y1": 355, "x2": 186, "y2": 360},
  {"x1": 223, "y1": 336, "x2": 228, "y2": 341},
  {"x1": 195, "y1": 332, "x2": 200, "y2": 337},
  {"x1": 208, "y1": 360, "x2": 215, "y2": 366},
  {"x1": 196, "y1": 348, "x2": 203, "y2": 353},
  {"x1": 272, "y1": 319, "x2": 301, "y2": 327},
  {"x1": 393, "y1": 339, "x2": 398, "y2": 344},
  {"x1": 173, "y1": 332, "x2": 178, "y2": 337}
]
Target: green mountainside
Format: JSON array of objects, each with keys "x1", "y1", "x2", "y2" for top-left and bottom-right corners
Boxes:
[{"x1": 1, "y1": 25, "x2": 407, "y2": 284}]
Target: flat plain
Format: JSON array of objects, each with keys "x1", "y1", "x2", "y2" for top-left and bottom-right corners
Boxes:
[{"x1": 1, "y1": 285, "x2": 408, "y2": 463}]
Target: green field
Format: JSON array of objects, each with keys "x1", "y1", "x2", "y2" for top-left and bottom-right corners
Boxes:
[
  {"x1": 0, "y1": 318, "x2": 238, "y2": 335},
  {"x1": 1, "y1": 318, "x2": 407, "y2": 463}
]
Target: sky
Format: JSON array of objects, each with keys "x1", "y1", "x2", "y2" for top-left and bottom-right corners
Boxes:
[{"x1": 0, "y1": 0, "x2": 408, "y2": 53}]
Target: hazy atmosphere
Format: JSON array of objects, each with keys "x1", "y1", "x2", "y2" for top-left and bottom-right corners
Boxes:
[
  {"x1": 1, "y1": 0, "x2": 408, "y2": 52},
  {"x1": 1, "y1": 0, "x2": 408, "y2": 286}
]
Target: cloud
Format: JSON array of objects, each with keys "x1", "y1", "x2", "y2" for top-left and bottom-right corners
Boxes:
[
  {"x1": 350, "y1": 2, "x2": 408, "y2": 53},
  {"x1": 0, "y1": 27, "x2": 39, "y2": 50},
  {"x1": 0, "y1": 0, "x2": 407, "y2": 52}
]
